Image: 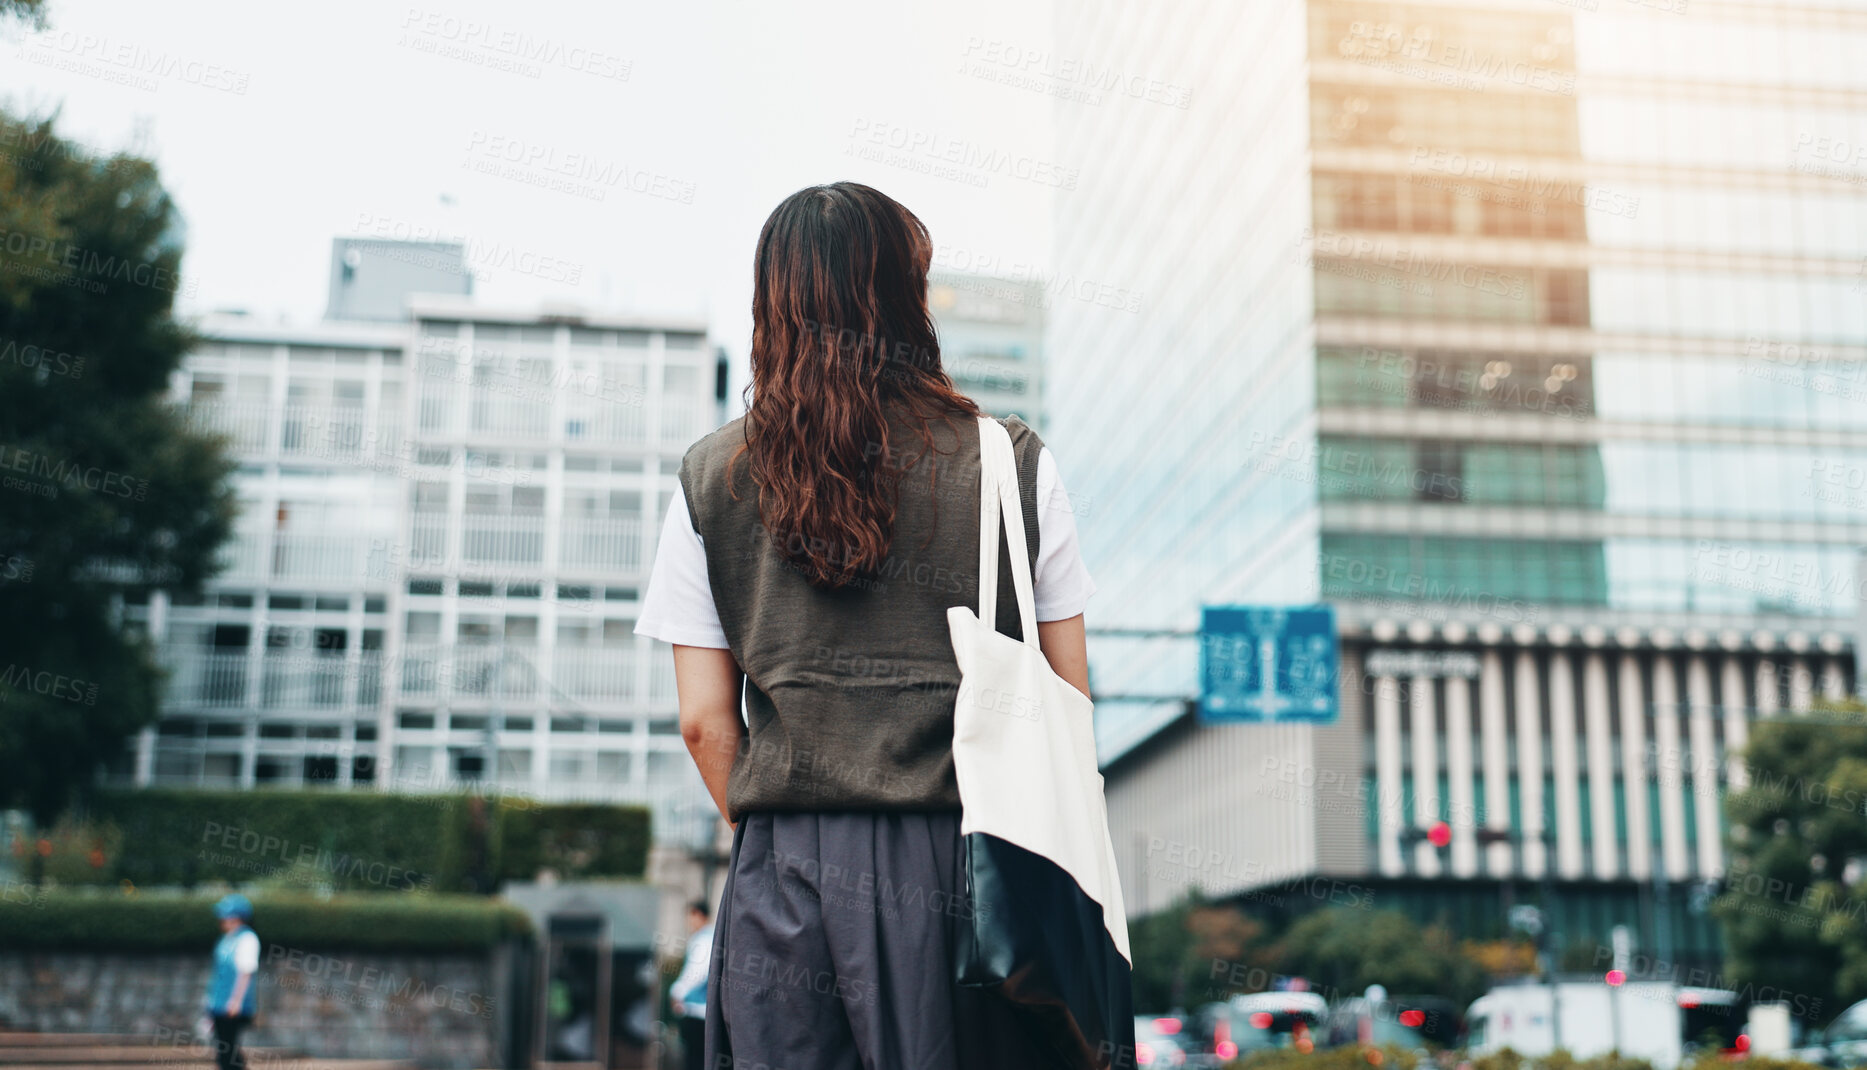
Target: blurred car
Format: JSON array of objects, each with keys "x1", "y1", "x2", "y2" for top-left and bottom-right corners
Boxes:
[
  {"x1": 1788, "y1": 999, "x2": 1867, "y2": 1068},
  {"x1": 1133, "y1": 1015, "x2": 1191, "y2": 1068},
  {"x1": 1209, "y1": 992, "x2": 1328, "y2": 1058},
  {"x1": 1320, "y1": 994, "x2": 1462, "y2": 1052}
]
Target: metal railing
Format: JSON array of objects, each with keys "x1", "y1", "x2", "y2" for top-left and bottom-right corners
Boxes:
[
  {"x1": 272, "y1": 531, "x2": 372, "y2": 582},
  {"x1": 395, "y1": 644, "x2": 643, "y2": 706},
  {"x1": 187, "y1": 401, "x2": 272, "y2": 454},
  {"x1": 553, "y1": 647, "x2": 637, "y2": 701},
  {"x1": 163, "y1": 651, "x2": 252, "y2": 708},
  {"x1": 216, "y1": 530, "x2": 270, "y2": 583},
  {"x1": 461, "y1": 514, "x2": 546, "y2": 566},
  {"x1": 559, "y1": 516, "x2": 643, "y2": 572},
  {"x1": 660, "y1": 399, "x2": 702, "y2": 445},
  {"x1": 470, "y1": 397, "x2": 553, "y2": 439},
  {"x1": 565, "y1": 403, "x2": 647, "y2": 445},
  {"x1": 163, "y1": 650, "x2": 383, "y2": 710}
]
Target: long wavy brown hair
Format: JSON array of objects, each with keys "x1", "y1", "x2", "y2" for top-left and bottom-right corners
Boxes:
[{"x1": 730, "y1": 182, "x2": 980, "y2": 590}]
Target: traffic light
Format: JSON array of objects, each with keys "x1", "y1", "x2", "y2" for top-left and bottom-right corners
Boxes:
[{"x1": 1399, "y1": 821, "x2": 1452, "y2": 848}]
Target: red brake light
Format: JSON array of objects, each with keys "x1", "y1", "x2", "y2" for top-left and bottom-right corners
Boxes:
[
  {"x1": 1154, "y1": 1017, "x2": 1181, "y2": 1034},
  {"x1": 1250, "y1": 1012, "x2": 1274, "y2": 1029},
  {"x1": 1605, "y1": 970, "x2": 1626, "y2": 986},
  {"x1": 1137, "y1": 1042, "x2": 1155, "y2": 1066},
  {"x1": 1735, "y1": 1035, "x2": 1751, "y2": 1053},
  {"x1": 1217, "y1": 1042, "x2": 1238, "y2": 1058},
  {"x1": 1428, "y1": 821, "x2": 1452, "y2": 847},
  {"x1": 1399, "y1": 1009, "x2": 1427, "y2": 1028},
  {"x1": 1679, "y1": 997, "x2": 1700, "y2": 1009}
]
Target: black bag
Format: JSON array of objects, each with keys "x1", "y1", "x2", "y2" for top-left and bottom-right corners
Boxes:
[{"x1": 946, "y1": 416, "x2": 1135, "y2": 1069}]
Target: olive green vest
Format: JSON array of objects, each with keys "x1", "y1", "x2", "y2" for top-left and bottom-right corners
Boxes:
[{"x1": 678, "y1": 404, "x2": 1045, "y2": 818}]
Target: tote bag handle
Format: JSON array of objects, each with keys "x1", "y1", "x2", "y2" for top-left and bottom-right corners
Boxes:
[{"x1": 973, "y1": 416, "x2": 1040, "y2": 650}]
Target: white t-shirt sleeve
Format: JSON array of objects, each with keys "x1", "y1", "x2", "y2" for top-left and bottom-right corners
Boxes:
[
  {"x1": 233, "y1": 930, "x2": 260, "y2": 974},
  {"x1": 1032, "y1": 446, "x2": 1097, "y2": 621},
  {"x1": 633, "y1": 483, "x2": 732, "y2": 649},
  {"x1": 633, "y1": 448, "x2": 1097, "y2": 640}
]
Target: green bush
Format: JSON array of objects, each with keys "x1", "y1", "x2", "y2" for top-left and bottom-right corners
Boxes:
[
  {"x1": 496, "y1": 802, "x2": 651, "y2": 883},
  {"x1": 1230, "y1": 1043, "x2": 1418, "y2": 1070},
  {"x1": 0, "y1": 889, "x2": 532, "y2": 951},
  {"x1": 63, "y1": 788, "x2": 649, "y2": 893},
  {"x1": 8, "y1": 817, "x2": 123, "y2": 885},
  {"x1": 1680, "y1": 1054, "x2": 1823, "y2": 1070},
  {"x1": 1468, "y1": 1049, "x2": 1656, "y2": 1070},
  {"x1": 91, "y1": 788, "x2": 463, "y2": 891}
]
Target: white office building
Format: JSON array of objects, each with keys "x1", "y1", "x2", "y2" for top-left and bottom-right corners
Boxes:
[{"x1": 122, "y1": 243, "x2": 726, "y2": 843}]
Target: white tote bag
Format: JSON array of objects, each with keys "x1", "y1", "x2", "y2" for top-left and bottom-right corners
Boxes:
[{"x1": 947, "y1": 415, "x2": 1133, "y2": 1068}]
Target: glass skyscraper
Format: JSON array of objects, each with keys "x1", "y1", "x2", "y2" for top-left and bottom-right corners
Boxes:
[{"x1": 1051, "y1": 0, "x2": 1867, "y2": 971}]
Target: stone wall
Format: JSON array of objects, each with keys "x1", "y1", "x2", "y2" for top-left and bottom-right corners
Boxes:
[{"x1": 0, "y1": 947, "x2": 515, "y2": 1069}]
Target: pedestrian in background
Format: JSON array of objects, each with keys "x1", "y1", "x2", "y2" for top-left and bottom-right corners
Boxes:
[
  {"x1": 203, "y1": 894, "x2": 259, "y2": 1070},
  {"x1": 668, "y1": 899, "x2": 713, "y2": 1070}
]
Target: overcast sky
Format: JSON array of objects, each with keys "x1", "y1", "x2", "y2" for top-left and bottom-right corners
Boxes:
[{"x1": 1, "y1": 0, "x2": 1057, "y2": 362}]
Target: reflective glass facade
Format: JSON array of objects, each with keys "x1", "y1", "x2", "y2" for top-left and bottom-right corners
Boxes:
[{"x1": 1053, "y1": 0, "x2": 1867, "y2": 762}]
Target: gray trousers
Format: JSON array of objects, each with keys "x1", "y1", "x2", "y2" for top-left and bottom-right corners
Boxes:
[{"x1": 703, "y1": 810, "x2": 1066, "y2": 1070}]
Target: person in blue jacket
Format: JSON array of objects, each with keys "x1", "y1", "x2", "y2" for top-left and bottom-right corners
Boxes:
[{"x1": 203, "y1": 894, "x2": 260, "y2": 1070}]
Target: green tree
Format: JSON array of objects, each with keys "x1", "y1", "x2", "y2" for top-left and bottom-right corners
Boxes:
[
  {"x1": 1715, "y1": 701, "x2": 1867, "y2": 1026},
  {"x1": 0, "y1": 108, "x2": 236, "y2": 826},
  {"x1": 1270, "y1": 907, "x2": 1488, "y2": 1006},
  {"x1": 0, "y1": 0, "x2": 45, "y2": 26},
  {"x1": 1128, "y1": 890, "x2": 1269, "y2": 1011}
]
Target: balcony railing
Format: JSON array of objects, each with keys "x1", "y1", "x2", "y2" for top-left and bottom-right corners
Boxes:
[
  {"x1": 188, "y1": 401, "x2": 406, "y2": 464},
  {"x1": 418, "y1": 383, "x2": 458, "y2": 434},
  {"x1": 216, "y1": 530, "x2": 270, "y2": 583},
  {"x1": 649, "y1": 656, "x2": 677, "y2": 701},
  {"x1": 215, "y1": 530, "x2": 380, "y2": 585},
  {"x1": 450, "y1": 644, "x2": 543, "y2": 700},
  {"x1": 470, "y1": 397, "x2": 552, "y2": 439},
  {"x1": 261, "y1": 653, "x2": 351, "y2": 707},
  {"x1": 554, "y1": 647, "x2": 636, "y2": 701},
  {"x1": 560, "y1": 517, "x2": 642, "y2": 572},
  {"x1": 395, "y1": 644, "x2": 651, "y2": 706},
  {"x1": 564, "y1": 403, "x2": 646, "y2": 445},
  {"x1": 280, "y1": 405, "x2": 369, "y2": 458},
  {"x1": 462, "y1": 514, "x2": 545, "y2": 566},
  {"x1": 409, "y1": 511, "x2": 450, "y2": 563},
  {"x1": 660, "y1": 399, "x2": 702, "y2": 445},
  {"x1": 187, "y1": 402, "x2": 272, "y2": 454},
  {"x1": 164, "y1": 651, "x2": 252, "y2": 708},
  {"x1": 272, "y1": 532, "x2": 372, "y2": 583},
  {"x1": 399, "y1": 644, "x2": 445, "y2": 697},
  {"x1": 164, "y1": 651, "x2": 382, "y2": 710}
]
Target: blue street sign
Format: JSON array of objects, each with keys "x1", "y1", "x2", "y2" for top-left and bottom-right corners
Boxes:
[{"x1": 1199, "y1": 605, "x2": 1339, "y2": 724}]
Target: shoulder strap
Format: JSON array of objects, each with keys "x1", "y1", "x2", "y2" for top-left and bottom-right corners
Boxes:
[{"x1": 975, "y1": 416, "x2": 1040, "y2": 648}]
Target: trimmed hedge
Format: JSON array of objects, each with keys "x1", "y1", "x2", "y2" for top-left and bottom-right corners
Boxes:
[
  {"x1": 0, "y1": 889, "x2": 532, "y2": 951},
  {"x1": 497, "y1": 803, "x2": 651, "y2": 884},
  {"x1": 1231, "y1": 1044, "x2": 1419, "y2": 1070},
  {"x1": 54, "y1": 788, "x2": 650, "y2": 893}
]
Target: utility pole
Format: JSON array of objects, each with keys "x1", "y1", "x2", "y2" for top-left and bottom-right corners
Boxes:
[
  {"x1": 1856, "y1": 547, "x2": 1867, "y2": 702},
  {"x1": 1492, "y1": 826, "x2": 1561, "y2": 1052},
  {"x1": 1542, "y1": 827, "x2": 1561, "y2": 1054}
]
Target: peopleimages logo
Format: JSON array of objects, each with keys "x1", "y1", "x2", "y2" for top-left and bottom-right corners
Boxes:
[
  {"x1": 0, "y1": 664, "x2": 99, "y2": 706},
  {"x1": 0, "y1": 445, "x2": 149, "y2": 501},
  {"x1": 0, "y1": 228, "x2": 196, "y2": 297},
  {"x1": 847, "y1": 119, "x2": 1081, "y2": 190}
]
